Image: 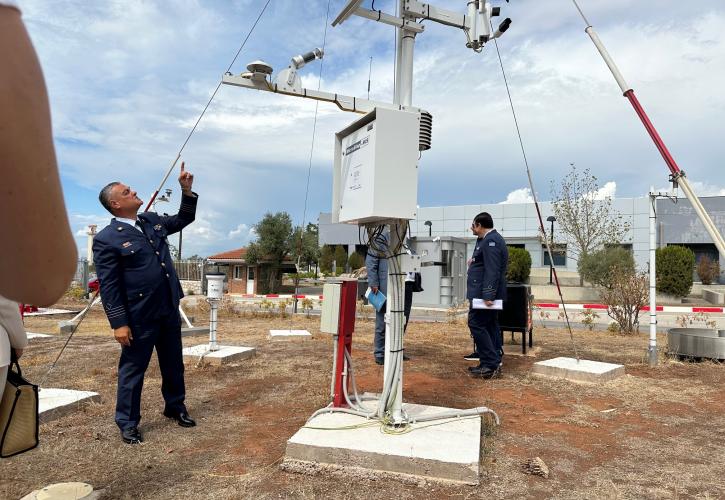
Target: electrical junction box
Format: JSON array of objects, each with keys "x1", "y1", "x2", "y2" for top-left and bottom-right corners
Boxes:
[
  {"x1": 320, "y1": 282, "x2": 342, "y2": 334},
  {"x1": 332, "y1": 107, "x2": 420, "y2": 224}
]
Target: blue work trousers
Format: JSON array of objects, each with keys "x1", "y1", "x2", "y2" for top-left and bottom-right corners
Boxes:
[
  {"x1": 374, "y1": 282, "x2": 413, "y2": 360},
  {"x1": 115, "y1": 312, "x2": 186, "y2": 431},
  {"x1": 468, "y1": 307, "x2": 502, "y2": 370}
]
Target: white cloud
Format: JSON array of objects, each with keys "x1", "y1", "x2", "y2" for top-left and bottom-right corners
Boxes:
[
  {"x1": 20, "y1": 0, "x2": 725, "y2": 257},
  {"x1": 591, "y1": 181, "x2": 617, "y2": 200},
  {"x1": 499, "y1": 187, "x2": 534, "y2": 204}
]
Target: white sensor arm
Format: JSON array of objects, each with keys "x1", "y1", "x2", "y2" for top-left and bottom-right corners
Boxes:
[{"x1": 221, "y1": 73, "x2": 420, "y2": 115}]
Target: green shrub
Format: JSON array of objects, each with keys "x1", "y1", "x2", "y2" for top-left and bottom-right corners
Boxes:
[
  {"x1": 656, "y1": 245, "x2": 695, "y2": 297},
  {"x1": 579, "y1": 246, "x2": 635, "y2": 288},
  {"x1": 348, "y1": 251, "x2": 364, "y2": 271},
  {"x1": 319, "y1": 245, "x2": 334, "y2": 274},
  {"x1": 506, "y1": 247, "x2": 531, "y2": 283},
  {"x1": 334, "y1": 246, "x2": 348, "y2": 272}
]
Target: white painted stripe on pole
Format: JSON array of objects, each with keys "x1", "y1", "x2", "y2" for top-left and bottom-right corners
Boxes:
[{"x1": 585, "y1": 27, "x2": 630, "y2": 94}]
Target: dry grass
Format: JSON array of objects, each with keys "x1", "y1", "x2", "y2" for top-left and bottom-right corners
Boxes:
[{"x1": 4, "y1": 300, "x2": 725, "y2": 499}]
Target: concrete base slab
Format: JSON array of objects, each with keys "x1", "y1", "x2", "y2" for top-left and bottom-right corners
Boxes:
[
  {"x1": 27, "y1": 332, "x2": 53, "y2": 340},
  {"x1": 39, "y1": 389, "x2": 101, "y2": 423},
  {"x1": 20, "y1": 482, "x2": 99, "y2": 500},
  {"x1": 284, "y1": 401, "x2": 482, "y2": 485},
  {"x1": 181, "y1": 326, "x2": 210, "y2": 337},
  {"x1": 504, "y1": 346, "x2": 542, "y2": 358},
  {"x1": 532, "y1": 357, "x2": 625, "y2": 383},
  {"x1": 57, "y1": 321, "x2": 76, "y2": 334},
  {"x1": 269, "y1": 329, "x2": 312, "y2": 341},
  {"x1": 182, "y1": 344, "x2": 256, "y2": 365},
  {"x1": 25, "y1": 308, "x2": 78, "y2": 317}
]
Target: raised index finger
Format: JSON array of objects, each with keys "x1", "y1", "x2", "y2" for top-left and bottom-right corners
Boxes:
[{"x1": 180, "y1": 161, "x2": 185, "y2": 173}]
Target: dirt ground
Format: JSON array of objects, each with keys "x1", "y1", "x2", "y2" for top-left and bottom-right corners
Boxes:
[{"x1": 2, "y1": 298, "x2": 725, "y2": 499}]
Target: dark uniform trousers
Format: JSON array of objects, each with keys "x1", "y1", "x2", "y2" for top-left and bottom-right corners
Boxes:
[
  {"x1": 468, "y1": 308, "x2": 502, "y2": 369},
  {"x1": 93, "y1": 193, "x2": 197, "y2": 432},
  {"x1": 115, "y1": 282, "x2": 185, "y2": 431}
]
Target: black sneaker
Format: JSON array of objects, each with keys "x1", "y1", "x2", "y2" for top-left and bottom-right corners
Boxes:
[
  {"x1": 464, "y1": 352, "x2": 480, "y2": 361},
  {"x1": 375, "y1": 357, "x2": 384, "y2": 365}
]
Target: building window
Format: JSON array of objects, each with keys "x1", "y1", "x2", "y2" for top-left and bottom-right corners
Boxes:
[
  {"x1": 233, "y1": 265, "x2": 244, "y2": 279},
  {"x1": 248, "y1": 267, "x2": 255, "y2": 280},
  {"x1": 543, "y1": 245, "x2": 567, "y2": 266}
]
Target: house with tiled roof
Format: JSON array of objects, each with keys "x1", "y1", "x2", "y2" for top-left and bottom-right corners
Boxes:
[{"x1": 206, "y1": 247, "x2": 296, "y2": 295}]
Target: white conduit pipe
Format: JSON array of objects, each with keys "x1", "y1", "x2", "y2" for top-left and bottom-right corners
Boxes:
[{"x1": 409, "y1": 407, "x2": 500, "y2": 425}]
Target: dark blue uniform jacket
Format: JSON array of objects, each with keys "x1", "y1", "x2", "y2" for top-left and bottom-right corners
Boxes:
[
  {"x1": 93, "y1": 193, "x2": 198, "y2": 329},
  {"x1": 466, "y1": 229, "x2": 509, "y2": 301}
]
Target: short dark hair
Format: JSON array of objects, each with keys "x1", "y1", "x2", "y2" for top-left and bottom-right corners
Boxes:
[
  {"x1": 473, "y1": 212, "x2": 493, "y2": 229},
  {"x1": 99, "y1": 182, "x2": 120, "y2": 214}
]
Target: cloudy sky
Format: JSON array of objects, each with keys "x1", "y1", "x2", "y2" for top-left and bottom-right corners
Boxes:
[{"x1": 19, "y1": 0, "x2": 725, "y2": 257}]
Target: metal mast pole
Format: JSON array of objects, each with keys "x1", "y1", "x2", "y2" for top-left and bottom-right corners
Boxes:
[
  {"x1": 648, "y1": 188, "x2": 657, "y2": 366},
  {"x1": 382, "y1": 0, "x2": 417, "y2": 424}
]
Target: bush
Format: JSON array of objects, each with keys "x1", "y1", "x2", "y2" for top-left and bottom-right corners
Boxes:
[
  {"x1": 506, "y1": 247, "x2": 531, "y2": 283},
  {"x1": 334, "y1": 246, "x2": 348, "y2": 273},
  {"x1": 348, "y1": 251, "x2": 364, "y2": 271},
  {"x1": 656, "y1": 246, "x2": 695, "y2": 297},
  {"x1": 579, "y1": 246, "x2": 635, "y2": 288},
  {"x1": 696, "y1": 255, "x2": 720, "y2": 285},
  {"x1": 600, "y1": 265, "x2": 648, "y2": 334},
  {"x1": 319, "y1": 245, "x2": 334, "y2": 274}
]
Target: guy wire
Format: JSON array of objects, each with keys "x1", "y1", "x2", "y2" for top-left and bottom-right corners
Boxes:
[
  {"x1": 145, "y1": 0, "x2": 274, "y2": 210},
  {"x1": 490, "y1": 34, "x2": 580, "y2": 361}
]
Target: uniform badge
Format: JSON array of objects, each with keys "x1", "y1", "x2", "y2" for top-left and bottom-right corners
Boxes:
[
  {"x1": 489, "y1": 241, "x2": 496, "y2": 246},
  {"x1": 154, "y1": 224, "x2": 162, "y2": 231},
  {"x1": 122, "y1": 241, "x2": 133, "y2": 248}
]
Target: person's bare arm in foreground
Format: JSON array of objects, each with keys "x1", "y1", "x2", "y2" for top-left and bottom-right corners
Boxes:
[{"x1": 0, "y1": 6, "x2": 77, "y2": 306}]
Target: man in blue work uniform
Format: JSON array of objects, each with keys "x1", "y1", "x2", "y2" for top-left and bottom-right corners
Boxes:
[
  {"x1": 93, "y1": 162, "x2": 198, "y2": 444},
  {"x1": 366, "y1": 229, "x2": 417, "y2": 365},
  {"x1": 466, "y1": 212, "x2": 508, "y2": 379}
]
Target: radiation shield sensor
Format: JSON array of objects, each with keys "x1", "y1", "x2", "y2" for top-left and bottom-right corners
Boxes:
[{"x1": 332, "y1": 107, "x2": 419, "y2": 225}]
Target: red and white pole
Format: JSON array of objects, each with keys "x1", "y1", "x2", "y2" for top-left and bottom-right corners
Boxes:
[{"x1": 573, "y1": 0, "x2": 725, "y2": 258}]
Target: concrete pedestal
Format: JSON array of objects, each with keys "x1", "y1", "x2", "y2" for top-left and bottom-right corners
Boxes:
[
  {"x1": 182, "y1": 344, "x2": 256, "y2": 365},
  {"x1": 21, "y1": 482, "x2": 99, "y2": 500},
  {"x1": 532, "y1": 357, "x2": 625, "y2": 383},
  {"x1": 283, "y1": 401, "x2": 484, "y2": 485},
  {"x1": 27, "y1": 332, "x2": 53, "y2": 340},
  {"x1": 269, "y1": 330, "x2": 312, "y2": 341},
  {"x1": 39, "y1": 389, "x2": 101, "y2": 423}
]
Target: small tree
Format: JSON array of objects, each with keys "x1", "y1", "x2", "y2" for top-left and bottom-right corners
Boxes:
[
  {"x1": 579, "y1": 246, "x2": 635, "y2": 289},
  {"x1": 656, "y1": 245, "x2": 695, "y2": 297},
  {"x1": 348, "y1": 251, "x2": 364, "y2": 271},
  {"x1": 290, "y1": 223, "x2": 320, "y2": 271},
  {"x1": 506, "y1": 247, "x2": 532, "y2": 283},
  {"x1": 600, "y1": 265, "x2": 648, "y2": 334},
  {"x1": 245, "y1": 212, "x2": 294, "y2": 293},
  {"x1": 319, "y1": 245, "x2": 334, "y2": 274},
  {"x1": 551, "y1": 165, "x2": 630, "y2": 284},
  {"x1": 696, "y1": 255, "x2": 720, "y2": 285},
  {"x1": 334, "y1": 246, "x2": 348, "y2": 274}
]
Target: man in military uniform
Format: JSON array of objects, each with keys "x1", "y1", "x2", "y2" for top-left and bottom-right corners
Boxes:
[
  {"x1": 93, "y1": 162, "x2": 198, "y2": 444},
  {"x1": 466, "y1": 212, "x2": 508, "y2": 379}
]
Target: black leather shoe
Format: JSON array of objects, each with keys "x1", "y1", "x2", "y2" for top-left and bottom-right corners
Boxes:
[
  {"x1": 374, "y1": 357, "x2": 384, "y2": 365},
  {"x1": 121, "y1": 426, "x2": 143, "y2": 444},
  {"x1": 403, "y1": 353, "x2": 411, "y2": 361},
  {"x1": 464, "y1": 352, "x2": 480, "y2": 361},
  {"x1": 469, "y1": 366, "x2": 501, "y2": 379},
  {"x1": 163, "y1": 410, "x2": 197, "y2": 427}
]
